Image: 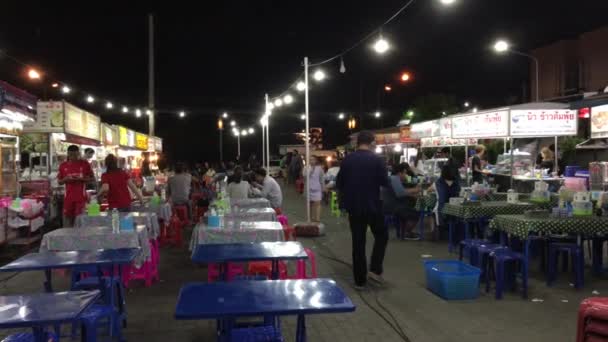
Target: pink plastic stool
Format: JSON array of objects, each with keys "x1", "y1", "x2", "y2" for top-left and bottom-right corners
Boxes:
[
  {"x1": 295, "y1": 248, "x2": 317, "y2": 279},
  {"x1": 122, "y1": 240, "x2": 159, "y2": 288},
  {"x1": 277, "y1": 215, "x2": 289, "y2": 226},
  {"x1": 247, "y1": 261, "x2": 288, "y2": 279},
  {"x1": 207, "y1": 263, "x2": 245, "y2": 282}
]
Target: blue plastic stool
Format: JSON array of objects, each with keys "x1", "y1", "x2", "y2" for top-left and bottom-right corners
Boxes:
[
  {"x1": 486, "y1": 249, "x2": 525, "y2": 299},
  {"x1": 547, "y1": 242, "x2": 584, "y2": 289},
  {"x1": 477, "y1": 243, "x2": 508, "y2": 288},
  {"x1": 73, "y1": 304, "x2": 122, "y2": 342},
  {"x1": 228, "y1": 325, "x2": 283, "y2": 342},
  {"x1": 458, "y1": 239, "x2": 492, "y2": 267},
  {"x1": 1, "y1": 332, "x2": 57, "y2": 342},
  {"x1": 384, "y1": 215, "x2": 401, "y2": 239},
  {"x1": 72, "y1": 275, "x2": 127, "y2": 335}
]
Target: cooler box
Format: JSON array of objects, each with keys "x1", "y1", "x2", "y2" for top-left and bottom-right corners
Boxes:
[{"x1": 424, "y1": 260, "x2": 480, "y2": 300}]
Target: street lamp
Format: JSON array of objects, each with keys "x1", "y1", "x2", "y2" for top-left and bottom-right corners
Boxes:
[
  {"x1": 494, "y1": 39, "x2": 540, "y2": 101},
  {"x1": 400, "y1": 72, "x2": 411, "y2": 82},
  {"x1": 313, "y1": 70, "x2": 325, "y2": 81},
  {"x1": 27, "y1": 69, "x2": 41, "y2": 80}
]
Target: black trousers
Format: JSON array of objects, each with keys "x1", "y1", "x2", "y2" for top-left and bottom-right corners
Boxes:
[{"x1": 348, "y1": 211, "x2": 389, "y2": 286}]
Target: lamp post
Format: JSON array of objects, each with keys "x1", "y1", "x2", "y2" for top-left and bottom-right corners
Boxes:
[
  {"x1": 304, "y1": 57, "x2": 311, "y2": 222},
  {"x1": 494, "y1": 40, "x2": 540, "y2": 102},
  {"x1": 217, "y1": 118, "x2": 224, "y2": 162},
  {"x1": 265, "y1": 94, "x2": 270, "y2": 170}
]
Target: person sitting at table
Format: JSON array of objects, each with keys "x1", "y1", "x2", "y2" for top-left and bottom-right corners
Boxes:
[
  {"x1": 227, "y1": 166, "x2": 251, "y2": 200},
  {"x1": 58, "y1": 145, "x2": 95, "y2": 227},
  {"x1": 167, "y1": 162, "x2": 193, "y2": 219},
  {"x1": 251, "y1": 168, "x2": 283, "y2": 214},
  {"x1": 381, "y1": 162, "x2": 422, "y2": 240},
  {"x1": 99, "y1": 154, "x2": 143, "y2": 211},
  {"x1": 428, "y1": 163, "x2": 461, "y2": 232}
]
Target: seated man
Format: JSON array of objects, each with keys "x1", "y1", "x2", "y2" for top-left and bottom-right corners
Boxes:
[
  {"x1": 166, "y1": 163, "x2": 192, "y2": 219},
  {"x1": 251, "y1": 168, "x2": 283, "y2": 214},
  {"x1": 381, "y1": 163, "x2": 422, "y2": 240}
]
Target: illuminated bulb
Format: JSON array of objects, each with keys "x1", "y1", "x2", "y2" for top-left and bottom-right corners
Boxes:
[
  {"x1": 375, "y1": 112, "x2": 381, "y2": 118},
  {"x1": 241, "y1": 130, "x2": 248, "y2": 136},
  {"x1": 274, "y1": 99, "x2": 283, "y2": 107},
  {"x1": 394, "y1": 144, "x2": 402, "y2": 152},
  {"x1": 135, "y1": 109, "x2": 142, "y2": 117},
  {"x1": 296, "y1": 81, "x2": 306, "y2": 91},
  {"x1": 122, "y1": 106, "x2": 129, "y2": 113},
  {"x1": 373, "y1": 36, "x2": 390, "y2": 54},
  {"x1": 52, "y1": 83, "x2": 59, "y2": 88},
  {"x1": 473, "y1": 107, "x2": 478, "y2": 113},
  {"x1": 28, "y1": 69, "x2": 41, "y2": 79},
  {"x1": 106, "y1": 102, "x2": 113, "y2": 109},
  {"x1": 146, "y1": 109, "x2": 152, "y2": 116},
  {"x1": 300, "y1": 114, "x2": 306, "y2": 120},
  {"x1": 375, "y1": 146, "x2": 382, "y2": 154},
  {"x1": 464, "y1": 101, "x2": 470, "y2": 107},
  {"x1": 230, "y1": 120, "x2": 236, "y2": 127},
  {"x1": 179, "y1": 111, "x2": 186, "y2": 118},
  {"x1": 440, "y1": 0, "x2": 456, "y2": 5},
  {"x1": 313, "y1": 70, "x2": 325, "y2": 81},
  {"x1": 222, "y1": 112, "x2": 228, "y2": 118},
  {"x1": 494, "y1": 40, "x2": 509, "y2": 53},
  {"x1": 283, "y1": 94, "x2": 293, "y2": 104},
  {"x1": 267, "y1": 103, "x2": 275, "y2": 111},
  {"x1": 234, "y1": 131, "x2": 240, "y2": 137},
  {"x1": 248, "y1": 128, "x2": 254, "y2": 134},
  {"x1": 338, "y1": 113, "x2": 345, "y2": 120},
  {"x1": 86, "y1": 95, "x2": 95, "y2": 103},
  {"x1": 61, "y1": 86, "x2": 71, "y2": 94}
]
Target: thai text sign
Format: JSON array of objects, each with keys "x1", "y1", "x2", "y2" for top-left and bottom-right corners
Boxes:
[{"x1": 510, "y1": 109, "x2": 577, "y2": 137}]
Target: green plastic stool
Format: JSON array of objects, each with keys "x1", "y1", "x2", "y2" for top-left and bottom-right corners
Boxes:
[{"x1": 330, "y1": 191, "x2": 341, "y2": 217}]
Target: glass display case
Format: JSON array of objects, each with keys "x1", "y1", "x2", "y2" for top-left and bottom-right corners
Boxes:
[
  {"x1": 1, "y1": 142, "x2": 18, "y2": 196},
  {"x1": 494, "y1": 153, "x2": 534, "y2": 177},
  {"x1": 422, "y1": 158, "x2": 449, "y2": 180}
]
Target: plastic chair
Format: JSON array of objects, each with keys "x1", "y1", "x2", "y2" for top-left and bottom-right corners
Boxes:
[
  {"x1": 295, "y1": 248, "x2": 318, "y2": 279},
  {"x1": 458, "y1": 239, "x2": 492, "y2": 267},
  {"x1": 208, "y1": 263, "x2": 245, "y2": 282},
  {"x1": 477, "y1": 243, "x2": 509, "y2": 288},
  {"x1": 277, "y1": 215, "x2": 289, "y2": 226},
  {"x1": 227, "y1": 325, "x2": 283, "y2": 342},
  {"x1": 547, "y1": 242, "x2": 584, "y2": 289},
  {"x1": 247, "y1": 261, "x2": 288, "y2": 279},
  {"x1": 122, "y1": 259, "x2": 156, "y2": 288},
  {"x1": 1, "y1": 332, "x2": 57, "y2": 342},
  {"x1": 161, "y1": 215, "x2": 183, "y2": 248},
  {"x1": 577, "y1": 297, "x2": 608, "y2": 342},
  {"x1": 330, "y1": 191, "x2": 341, "y2": 218},
  {"x1": 75, "y1": 304, "x2": 122, "y2": 342},
  {"x1": 486, "y1": 249, "x2": 525, "y2": 299},
  {"x1": 282, "y1": 225, "x2": 297, "y2": 241},
  {"x1": 194, "y1": 206, "x2": 208, "y2": 223}
]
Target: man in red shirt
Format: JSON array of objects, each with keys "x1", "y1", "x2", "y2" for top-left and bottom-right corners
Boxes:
[{"x1": 58, "y1": 145, "x2": 94, "y2": 227}]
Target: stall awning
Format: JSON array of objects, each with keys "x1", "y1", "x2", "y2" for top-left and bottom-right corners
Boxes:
[{"x1": 570, "y1": 93, "x2": 608, "y2": 110}]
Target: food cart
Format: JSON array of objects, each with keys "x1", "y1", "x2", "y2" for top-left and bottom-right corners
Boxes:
[
  {"x1": 450, "y1": 102, "x2": 576, "y2": 191},
  {"x1": 0, "y1": 81, "x2": 37, "y2": 246},
  {"x1": 411, "y1": 118, "x2": 477, "y2": 181}
]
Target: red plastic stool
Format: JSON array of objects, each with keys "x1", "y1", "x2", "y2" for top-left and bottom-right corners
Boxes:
[
  {"x1": 172, "y1": 205, "x2": 189, "y2": 226},
  {"x1": 295, "y1": 248, "x2": 317, "y2": 279},
  {"x1": 577, "y1": 298, "x2": 608, "y2": 342},
  {"x1": 282, "y1": 225, "x2": 297, "y2": 241},
  {"x1": 194, "y1": 206, "x2": 208, "y2": 223},
  {"x1": 162, "y1": 215, "x2": 183, "y2": 248},
  {"x1": 247, "y1": 261, "x2": 288, "y2": 279}
]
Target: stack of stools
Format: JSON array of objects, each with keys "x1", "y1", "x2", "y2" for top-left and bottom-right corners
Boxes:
[
  {"x1": 577, "y1": 297, "x2": 608, "y2": 342},
  {"x1": 330, "y1": 191, "x2": 341, "y2": 217}
]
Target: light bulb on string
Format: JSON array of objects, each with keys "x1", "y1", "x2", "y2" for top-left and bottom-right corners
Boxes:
[
  {"x1": 248, "y1": 128, "x2": 254, "y2": 134},
  {"x1": 313, "y1": 70, "x2": 325, "y2": 81},
  {"x1": 340, "y1": 57, "x2": 346, "y2": 74},
  {"x1": 106, "y1": 102, "x2": 113, "y2": 109},
  {"x1": 86, "y1": 95, "x2": 95, "y2": 103},
  {"x1": 338, "y1": 113, "x2": 345, "y2": 120},
  {"x1": 268, "y1": 103, "x2": 275, "y2": 111},
  {"x1": 375, "y1": 111, "x2": 381, "y2": 118},
  {"x1": 122, "y1": 106, "x2": 129, "y2": 113},
  {"x1": 375, "y1": 146, "x2": 382, "y2": 154},
  {"x1": 274, "y1": 99, "x2": 283, "y2": 107},
  {"x1": 222, "y1": 112, "x2": 228, "y2": 118},
  {"x1": 283, "y1": 94, "x2": 293, "y2": 104},
  {"x1": 61, "y1": 86, "x2": 71, "y2": 94},
  {"x1": 146, "y1": 109, "x2": 152, "y2": 116},
  {"x1": 300, "y1": 114, "x2": 306, "y2": 120},
  {"x1": 135, "y1": 109, "x2": 142, "y2": 117},
  {"x1": 394, "y1": 144, "x2": 402, "y2": 152},
  {"x1": 241, "y1": 129, "x2": 247, "y2": 136},
  {"x1": 373, "y1": 33, "x2": 390, "y2": 54},
  {"x1": 230, "y1": 120, "x2": 236, "y2": 127},
  {"x1": 296, "y1": 81, "x2": 306, "y2": 92}
]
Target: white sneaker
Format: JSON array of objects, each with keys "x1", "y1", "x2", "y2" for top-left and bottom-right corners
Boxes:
[{"x1": 367, "y1": 272, "x2": 386, "y2": 285}]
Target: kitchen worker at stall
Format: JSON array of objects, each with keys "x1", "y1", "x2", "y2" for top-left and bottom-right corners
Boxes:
[{"x1": 58, "y1": 145, "x2": 95, "y2": 227}]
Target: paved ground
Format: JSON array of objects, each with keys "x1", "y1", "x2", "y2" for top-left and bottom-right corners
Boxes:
[{"x1": 1, "y1": 185, "x2": 607, "y2": 341}]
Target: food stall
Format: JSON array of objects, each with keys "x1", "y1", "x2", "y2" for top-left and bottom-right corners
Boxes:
[
  {"x1": 351, "y1": 126, "x2": 419, "y2": 165},
  {"x1": 411, "y1": 118, "x2": 477, "y2": 181},
  {"x1": 573, "y1": 97, "x2": 608, "y2": 191},
  {"x1": 117, "y1": 126, "x2": 149, "y2": 182},
  {"x1": 146, "y1": 136, "x2": 163, "y2": 172},
  {"x1": 451, "y1": 102, "x2": 576, "y2": 191}
]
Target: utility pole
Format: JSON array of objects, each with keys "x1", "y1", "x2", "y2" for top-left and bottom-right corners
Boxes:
[{"x1": 148, "y1": 14, "x2": 155, "y2": 136}]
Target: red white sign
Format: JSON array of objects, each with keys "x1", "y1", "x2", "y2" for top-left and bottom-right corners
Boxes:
[
  {"x1": 510, "y1": 109, "x2": 577, "y2": 137},
  {"x1": 451, "y1": 110, "x2": 509, "y2": 138}
]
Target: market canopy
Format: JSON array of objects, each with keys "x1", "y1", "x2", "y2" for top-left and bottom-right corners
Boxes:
[{"x1": 411, "y1": 118, "x2": 476, "y2": 147}]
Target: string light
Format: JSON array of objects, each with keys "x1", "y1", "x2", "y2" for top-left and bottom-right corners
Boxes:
[
  {"x1": 375, "y1": 111, "x2": 381, "y2": 118},
  {"x1": 248, "y1": 128, "x2": 254, "y2": 134},
  {"x1": 61, "y1": 86, "x2": 71, "y2": 94},
  {"x1": 122, "y1": 106, "x2": 129, "y2": 113},
  {"x1": 230, "y1": 120, "x2": 236, "y2": 127},
  {"x1": 373, "y1": 35, "x2": 390, "y2": 54},
  {"x1": 135, "y1": 109, "x2": 142, "y2": 117},
  {"x1": 51, "y1": 83, "x2": 59, "y2": 88},
  {"x1": 222, "y1": 112, "x2": 228, "y2": 118},
  {"x1": 296, "y1": 82, "x2": 306, "y2": 91},
  {"x1": 179, "y1": 111, "x2": 186, "y2": 118},
  {"x1": 146, "y1": 109, "x2": 152, "y2": 116},
  {"x1": 313, "y1": 70, "x2": 325, "y2": 81},
  {"x1": 300, "y1": 114, "x2": 306, "y2": 120},
  {"x1": 283, "y1": 94, "x2": 293, "y2": 104},
  {"x1": 86, "y1": 95, "x2": 95, "y2": 103},
  {"x1": 28, "y1": 69, "x2": 41, "y2": 80},
  {"x1": 106, "y1": 102, "x2": 113, "y2": 109},
  {"x1": 338, "y1": 113, "x2": 345, "y2": 120},
  {"x1": 274, "y1": 99, "x2": 283, "y2": 107}
]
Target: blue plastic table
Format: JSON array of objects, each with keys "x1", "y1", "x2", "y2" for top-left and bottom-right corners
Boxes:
[
  {"x1": 0, "y1": 248, "x2": 139, "y2": 292},
  {"x1": 192, "y1": 242, "x2": 308, "y2": 280},
  {"x1": 175, "y1": 279, "x2": 355, "y2": 341},
  {"x1": 0, "y1": 290, "x2": 100, "y2": 342}
]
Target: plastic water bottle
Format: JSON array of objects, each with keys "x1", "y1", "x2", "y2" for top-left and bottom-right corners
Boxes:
[{"x1": 112, "y1": 208, "x2": 120, "y2": 233}]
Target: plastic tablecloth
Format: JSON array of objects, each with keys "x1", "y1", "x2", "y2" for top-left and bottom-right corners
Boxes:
[
  {"x1": 225, "y1": 208, "x2": 277, "y2": 222},
  {"x1": 189, "y1": 221, "x2": 285, "y2": 252},
  {"x1": 229, "y1": 198, "x2": 271, "y2": 209},
  {"x1": 131, "y1": 202, "x2": 172, "y2": 222},
  {"x1": 40, "y1": 225, "x2": 150, "y2": 267},
  {"x1": 489, "y1": 214, "x2": 608, "y2": 239},
  {"x1": 442, "y1": 201, "x2": 536, "y2": 220},
  {"x1": 74, "y1": 212, "x2": 160, "y2": 239}
]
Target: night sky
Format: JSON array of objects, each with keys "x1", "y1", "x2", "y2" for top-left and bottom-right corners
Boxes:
[{"x1": 1, "y1": 0, "x2": 607, "y2": 164}]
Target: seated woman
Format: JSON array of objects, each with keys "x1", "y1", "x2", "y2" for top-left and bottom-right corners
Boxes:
[
  {"x1": 429, "y1": 163, "x2": 461, "y2": 230},
  {"x1": 99, "y1": 154, "x2": 143, "y2": 211},
  {"x1": 226, "y1": 167, "x2": 251, "y2": 200},
  {"x1": 381, "y1": 163, "x2": 422, "y2": 240}
]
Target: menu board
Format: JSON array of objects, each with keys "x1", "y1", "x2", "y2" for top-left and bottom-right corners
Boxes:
[
  {"x1": 411, "y1": 120, "x2": 440, "y2": 139},
  {"x1": 451, "y1": 110, "x2": 509, "y2": 138},
  {"x1": 591, "y1": 105, "x2": 608, "y2": 139},
  {"x1": 420, "y1": 137, "x2": 478, "y2": 148},
  {"x1": 118, "y1": 126, "x2": 129, "y2": 146},
  {"x1": 102, "y1": 124, "x2": 117, "y2": 146},
  {"x1": 24, "y1": 101, "x2": 64, "y2": 132},
  {"x1": 154, "y1": 137, "x2": 162, "y2": 152},
  {"x1": 135, "y1": 133, "x2": 148, "y2": 150},
  {"x1": 127, "y1": 130, "x2": 135, "y2": 147},
  {"x1": 439, "y1": 118, "x2": 452, "y2": 137},
  {"x1": 510, "y1": 109, "x2": 577, "y2": 137},
  {"x1": 63, "y1": 102, "x2": 100, "y2": 141}
]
